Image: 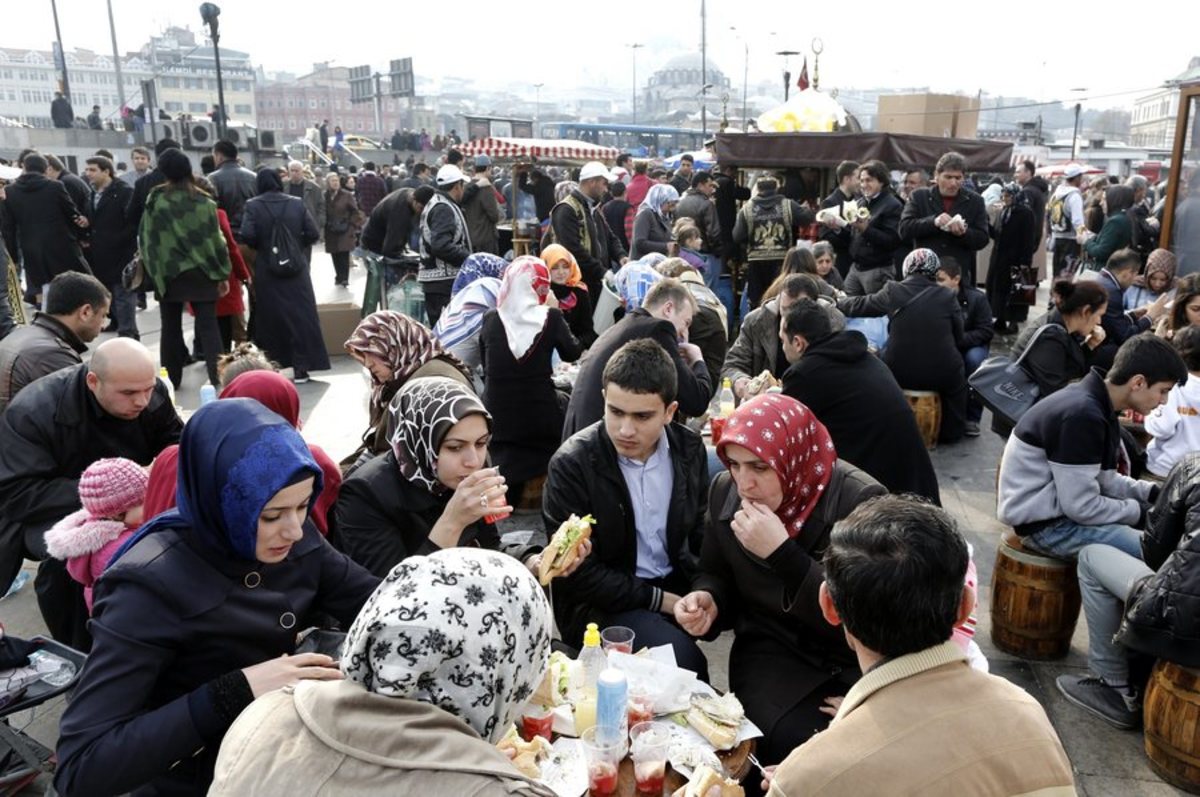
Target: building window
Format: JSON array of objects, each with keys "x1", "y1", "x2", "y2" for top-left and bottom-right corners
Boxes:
[
  {"x1": 288, "y1": 119, "x2": 296, "y2": 129},
  {"x1": 161, "y1": 77, "x2": 179, "y2": 88},
  {"x1": 188, "y1": 102, "x2": 207, "y2": 112},
  {"x1": 234, "y1": 104, "x2": 251, "y2": 114},
  {"x1": 165, "y1": 101, "x2": 183, "y2": 111},
  {"x1": 320, "y1": 99, "x2": 327, "y2": 108},
  {"x1": 309, "y1": 99, "x2": 317, "y2": 109}
]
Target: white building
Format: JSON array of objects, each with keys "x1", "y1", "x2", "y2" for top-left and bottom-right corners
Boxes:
[{"x1": 1131, "y1": 56, "x2": 1200, "y2": 149}]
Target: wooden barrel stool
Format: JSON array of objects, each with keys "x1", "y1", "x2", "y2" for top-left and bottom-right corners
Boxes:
[
  {"x1": 990, "y1": 530, "x2": 1081, "y2": 660},
  {"x1": 1144, "y1": 660, "x2": 1200, "y2": 793},
  {"x1": 903, "y1": 390, "x2": 941, "y2": 450}
]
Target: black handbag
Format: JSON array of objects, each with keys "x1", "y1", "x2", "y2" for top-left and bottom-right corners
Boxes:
[{"x1": 968, "y1": 324, "x2": 1053, "y2": 427}]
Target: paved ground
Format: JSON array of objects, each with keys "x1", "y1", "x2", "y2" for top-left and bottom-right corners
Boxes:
[{"x1": 0, "y1": 252, "x2": 1187, "y2": 795}]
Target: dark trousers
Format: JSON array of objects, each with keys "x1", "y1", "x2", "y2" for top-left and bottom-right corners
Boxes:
[
  {"x1": 109, "y1": 281, "x2": 140, "y2": 339},
  {"x1": 745, "y1": 258, "x2": 783, "y2": 309},
  {"x1": 739, "y1": 676, "x2": 844, "y2": 796},
  {"x1": 331, "y1": 251, "x2": 351, "y2": 285},
  {"x1": 424, "y1": 290, "x2": 450, "y2": 328},
  {"x1": 161, "y1": 300, "x2": 222, "y2": 387},
  {"x1": 35, "y1": 557, "x2": 92, "y2": 652},
  {"x1": 843, "y1": 264, "x2": 895, "y2": 297},
  {"x1": 1052, "y1": 238, "x2": 1080, "y2": 282}
]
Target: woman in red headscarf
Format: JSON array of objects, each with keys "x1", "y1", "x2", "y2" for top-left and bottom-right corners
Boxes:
[
  {"x1": 673, "y1": 393, "x2": 886, "y2": 772},
  {"x1": 140, "y1": 371, "x2": 342, "y2": 535},
  {"x1": 479, "y1": 255, "x2": 583, "y2": 497}
]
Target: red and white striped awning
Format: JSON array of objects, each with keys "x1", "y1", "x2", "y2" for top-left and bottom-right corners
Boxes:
[{"x1": 457, "y1": 137, "x2": 620, "y2": 165}]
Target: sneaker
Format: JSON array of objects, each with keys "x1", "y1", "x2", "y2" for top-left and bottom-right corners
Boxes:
[
  {"x1": 1056, "y1": 674, "x2": 1140, "y2": 729},
  {"x1": 964, "y1": 421, "x2": 981, "y2": 437}
]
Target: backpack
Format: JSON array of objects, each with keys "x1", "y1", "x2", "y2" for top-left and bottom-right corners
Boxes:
[
  {"x1": 1047, "y1": 189, "x2": 1074, "y2": 235},
  {"x1": 263, "y1": 201, "x2": 308, "y2": 278}
]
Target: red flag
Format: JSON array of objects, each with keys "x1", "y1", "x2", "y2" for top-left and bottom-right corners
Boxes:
[{"x1": 797, "y1": 57, "x2": 810, "y2": 91}]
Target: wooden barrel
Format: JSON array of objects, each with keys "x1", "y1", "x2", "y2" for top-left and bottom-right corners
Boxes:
[
  {"x1": 903, "y1": 390, "x2": 941, "y2": 450},
  {"x1": 1145, "y1": 660, "x2": 1200, "y2": 793},
  {"x1": 990, "y1": 531, "x2": 1081, "y2": 660}
]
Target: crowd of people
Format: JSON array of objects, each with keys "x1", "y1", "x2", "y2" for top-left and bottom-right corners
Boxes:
[{"x1": 0, "y1": 133, "x2": 1199, "y2": 797}]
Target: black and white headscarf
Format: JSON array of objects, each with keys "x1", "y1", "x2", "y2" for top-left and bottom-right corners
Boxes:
[
  {"x1": 341, "y1": 548, "x2": 552, "y2": 743},
  {"x1": 389, "y1": 376, "x2": 491, "y2": 495}
]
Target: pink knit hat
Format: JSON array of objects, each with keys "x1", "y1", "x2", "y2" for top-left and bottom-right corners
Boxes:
[{"x1": 78, "y1": 458, "x2": 149, "y2": 520}]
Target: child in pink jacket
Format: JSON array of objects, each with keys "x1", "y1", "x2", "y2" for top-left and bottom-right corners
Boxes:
[{"x1": 45, "y1": 458, "x2": 149, "y2": 614}]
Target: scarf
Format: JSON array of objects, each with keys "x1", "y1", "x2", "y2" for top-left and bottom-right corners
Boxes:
[
  {"x1": 639, "y1": 183, "x2": 679, "y2": 219},
  {"x1": 452, "y1": 252, "x2": 509, "y2": 297},
  {"x1": 340, "y1": 547, "x2": 552, "y2": 743},
  {"x1": 220, "y1": 371, "x2": 301, "y2": 427},
  {"x1": 716, "y1": 394, "x2": 837, "y2": 538},
  {"x1": 435, "y1": 277, "x2": 501, "y2": 350},
  {"x1": 903, "y1": 247, "x2": 941, "y2": 279},
  {"x1": 1146, "y1": 249, "x2": 1178, "y2": 285},
  {"x1": 614, "y1": 255, "x2": 666, "y2": 310},
  {"x1": 497, "y1": 255, "x2": 552, "y2": 361},
  {"x1": 112, "y1": 399, "x2": 321, "y2": 564},
  {"x1": 541, "y1": 244, "x2": 584, "y2": 311},
  {"x1": 139, "y1": 188, "x2": 232, "y2": 295},
  {"x1": 345, "y1": 310, "x2": 470, "y2": 416},
  {"x1": 389, "y1": 376, "x2": 491, "y2": 495}
]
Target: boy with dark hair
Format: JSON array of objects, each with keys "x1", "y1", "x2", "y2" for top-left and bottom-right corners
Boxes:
[
  {"x1": 999, "y1": 333, "x2": 1188, "y2": 559},
  {"x1": 543, "y1": 338, "x2": 710, "y2": 677},
  {"x1": 936, "y1": 258, "x2": 993, "y2": 435},
  {"x1": 1094, "y1": 247, "x2": 1171, "y2": 368},
  {"x1": 767, "y1": 497, "x2": 1074, "y2": 796}
]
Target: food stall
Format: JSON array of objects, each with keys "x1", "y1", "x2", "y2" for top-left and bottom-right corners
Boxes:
[{"x1": 713, "y1": 130, "x2": 1014, "y2": 172}]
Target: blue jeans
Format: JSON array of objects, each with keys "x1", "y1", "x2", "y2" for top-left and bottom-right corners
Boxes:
[
  {"x1": 1077, "y1": 544, "x2": 1153, "y2": 684},
  {"x1": 1022, "y1": 517, "x2": 1144, "y2": 560},
  {"x1": 109, "y1": 282, "x2": 139, "y2": 338},
  {"x1": 700, "y1": 253, "x2": 722, "y2": 291},
  {"x1": 963, "y1": 345, "x2": 989, "y2": 422}
]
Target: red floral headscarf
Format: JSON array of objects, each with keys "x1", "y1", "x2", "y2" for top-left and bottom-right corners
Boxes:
[{"x1": 716, "y1": 394, "x2": 838, "y2": 537}]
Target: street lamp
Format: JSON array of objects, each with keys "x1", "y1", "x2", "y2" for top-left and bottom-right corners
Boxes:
[
  {"x1": 729, "y1": 26, "x2": 748, "y2": 127},
  {"x1": 1069, "y1": 87, "x2": 1088, "y2": 161},
  {"x1": 533, "y1": 82, "x2": 543, "y2": 135},
  {"x1": 199, "y1": 3, "x2": 227, "y2": 140},
  {"x1": 776, "y1": 49, "x2": 800, "y2": 102},
  {"x1": 627, "y1": 43, "x2": 644, "y2": 124}
]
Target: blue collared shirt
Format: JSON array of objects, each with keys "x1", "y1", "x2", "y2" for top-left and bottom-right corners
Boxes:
[{"x1": 617, "y1": 430, "x2": 674, "y2": 579}]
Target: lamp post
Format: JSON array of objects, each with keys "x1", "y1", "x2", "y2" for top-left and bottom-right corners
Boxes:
[
  {"x1": 729, "y1": 27, "x2": 748, "y2": 127},
  {"x1": 1069, "y1": 87, "x2": 1088, "y2": 161},
  {"x1": 105, "y1": 0, "x2": 125, "y2": 111},
  {"x1": 700, "y1": 0, "x2": 708, "y2": 138},
  {"x1": 627, "y1": 43, "x2": 644, "y2": 124},
  {"x1": 49, "y1": 0, "x2": 71, "y2": 99},
  {"x1": 776, "y1": 50, "x2": 799, "y2": 101},
  {"x1": 533, "y1": 82, "x2": 543, "y2": 135},
  {"x1": 199, "y1": 3, "x2": 228, "y2": 140}
]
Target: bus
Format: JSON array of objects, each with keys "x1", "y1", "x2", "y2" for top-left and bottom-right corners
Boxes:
[{"x1": 540, "y1": 122, "x2": 706, "y2": 157}]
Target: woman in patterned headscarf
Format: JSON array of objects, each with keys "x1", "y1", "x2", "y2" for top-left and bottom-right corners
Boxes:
[
  {"x1": 672, "y1": 393, "x2": 887, "y2": 767},
  {"x1": 344, "y1": 310, "x2": 474, "y2": 461},
  {"x1": 630, "y1": 183, "x2": 680, "y2": 259},
  {"x1": 333, "y1": 376, "x2": 590, "y2": 580},
  {"x1": 210, "y1": 548, "x2": 558, "y2": 796}
]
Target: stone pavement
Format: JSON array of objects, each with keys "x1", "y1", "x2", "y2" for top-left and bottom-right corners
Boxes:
[{"x1": 0, "y1": 252, "x2": 1187, "y2": 795}]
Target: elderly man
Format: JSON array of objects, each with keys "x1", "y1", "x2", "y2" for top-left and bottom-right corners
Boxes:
[
  {"x1": 286, "y1": 161, "x2": 326, "y2": 237},
  {"x1": 898, "y1": 151, "x2": 990, "y2": 287},
  {"x1": 766, "y1": 497, "x2": 1075, "y2": 797},
  {"x1": 549, "y1": 161, "x2": 629, "y2": 299},
  {"x1": 0, "y1": 272, "x2": 110, "y2": 414},
  {"x1": 0, "y1": 338, "x2": 182, "y2": 648}
]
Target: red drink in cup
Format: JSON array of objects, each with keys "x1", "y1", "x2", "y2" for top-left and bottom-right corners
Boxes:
[
  {"x1": 634, "y1": 760, "x2": 666, "y2": 794},
  {"x1": 627, "y1": 687, "x2": 654, "y2": 727},
  {"x1": 630, "y1": 722, "x2": 670, "y2": 795},
  {"x1": 520, "y1": 707, "x2": 554, "y2": 741},
  {"x1": 588, "y1": 760, "x2": 619, "y2": 796},
  {"x1": 710, "y1": 416, "x2": 726, "y2": 445},
  {"x1": 600, "y1": 625, "x2": 635, "y2": 655},
  {"x1": 583, "y1": 726, "x2": 623, "y2": 797}
]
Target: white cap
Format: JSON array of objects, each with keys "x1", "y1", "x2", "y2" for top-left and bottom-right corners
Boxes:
[
  {"x1": 1063, "y1": 164, "x2": 1084, "y2": 179},
  {"x1": 579, "y1": 161, "x2": 614, "y2": 183},
  {"x1": 436, "y1": 164, "x2": 469, "y2": 186}
]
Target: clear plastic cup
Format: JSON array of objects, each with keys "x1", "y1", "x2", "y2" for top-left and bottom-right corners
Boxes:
[
  {"x1": 627, "y1": 685, "x2": 655, "y2": 728},
  {"x1": 582, "y1": 726, "x2": 623, "y2": 796},
  {"x1": 600, "y1": 625, "x2": 635, "y2": 655},
  {"x1": 629, "y1": 721, "x2": 671, "y2": 795}
]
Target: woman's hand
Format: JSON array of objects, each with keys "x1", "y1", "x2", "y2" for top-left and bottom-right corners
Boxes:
[
  {"x1": 218, "y1": 280, "x2": 231, "y2": 298},
  {"x1": 1085, "y1": 325, "x2": 1107, "y2": 350},
  {"x1": 544, "y1": 290, "x2": 559, "y2": 310},
  {"x1": 818, "y1": 695, "x2": 844, "y2": 718},
  {"x1": 442, "y1": 467, "x2": 511, "y2": 532},
  {"x1": 732, "y1": 500, "x2": 789, "y2": 559},
  {"x1": 674, "y1": 590, "x2": 718, "y2": 637},
  {"x1": 525, "y1": 538, "x2": 592, "y2": 579},
  {"x1": 1147, "y1": 292, "x2": 1171, "y2": 323},
  {"x1": 760, "y1": 765, "x2": 778, "y2": 793},
  {"x1": 241, "y1": 653, "x2": 342, "y2": 698}
]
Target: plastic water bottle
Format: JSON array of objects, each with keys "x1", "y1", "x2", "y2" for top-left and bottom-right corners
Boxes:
[
  {"x1": 199, "y1": 384, "x2": 217, "y2": 406},
  {"x1": 719, "y1": 377, "x2": 736, "y2": 417},
  {"x1": 596, "y1": 668, "x2": 628, "y2": 743},
  {"x1": 158, "y1": 368, "x2": 176, "y2": 407},
  {"x1": 575, "y1": 623, "x2": 607, "y2": 734}
]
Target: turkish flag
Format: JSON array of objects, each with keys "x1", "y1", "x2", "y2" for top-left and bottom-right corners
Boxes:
[{"x1": 796, "y1": 57, "x2": 810, "y2": 91}]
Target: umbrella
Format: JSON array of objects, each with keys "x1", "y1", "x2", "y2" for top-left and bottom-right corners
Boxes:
[
  {"x1": 456, "y1": 137, "x2": 619, "y2": 165},
  {"x1": 662, "y1": 149, "x2": 716, "y2": 171},
  {"x1": 1035, "y1": 162, "x2": 1105, "y2": 179}
]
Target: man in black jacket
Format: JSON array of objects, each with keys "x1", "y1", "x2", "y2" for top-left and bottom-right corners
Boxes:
[
  {"x1": 818, "y1": 160, "x2": 860, "y2": 279},
  {"x1": 0, "y1": 271, "x2": 109, "y2": 414},
  {"x1": 46, "y1": 154, "x2": 93, "y2": 216},
  {"x1": 207, "y1": 139, "x2": 258, "y2": 240},
  {"x1": 549, "y1": 161, "x2": 628, "y2": 300},
  {"x1": 2, "y1": 153, "x2": 91, "y2": 306},
  {"x1": 545, "y1": 339, "x2": 709, "y2": 677},
  {"x1": 1095, "y1": 248, "x2": 1171, "y2": 369},
  {"x1": 675, "y1": 172, "x2": 723, "y2": 288},
  {"x1": 898, "y1": 151, "x2": 990, "y2": 287},
  {"x1": 518, "y1": 167, "x2": 557, "y2": 223},
  {"x1": 124, "y1": 138, "x2": 180, "y2": 234},
  {"x1": 823, "y1": 160, "x2": 902, "y2": 296},
  {"x1": 780, "y1": 299, "x2": 940, "y2": 503},
  {"x1": 361, "y1": 185, "x2": 434, "y2": 259},
  {"x1": 936, "y1": 259, "x2": 994, "y2": 437},
  {"x1": 418, "y1": 165, "x2": 473, "y2": 326},
  {"x1": 50, "y1": 92, "x2": 74, "y2": 128},
  {"x1": 713, "y1": 163, "x2": 750, "y2": 268},
  {"x1": 0, "y1": 338, "x2": 182, "y2": 649},
  {"x1": 732, "y1": 177, "x2": 814, "y2": 308},
  {"x1": 562, "y1": 279, "x2": 709, "y2": 439},
  {"x1": 1015, "y1": 159, "x2": 1049, "y2": 252},
  {"x1": 83, "y1": 155, "x2": 139, "y2": 338}
]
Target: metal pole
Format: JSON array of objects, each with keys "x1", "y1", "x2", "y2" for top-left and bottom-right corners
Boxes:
[
  {"x1": 50, "y1": 0, "x2": 71, "y2": 98},
  {"x1": 534, "y1": 83, "x2": 543, "y2": 135},
  {"x1": 1071, "y1": 102, "x2": 1081, "y2": 161},
  {"x1": 210, "y1": 28, "x2": 227, "y2": 139},
  {"x1": 700, "y1": 0, "x2": 707, "y2": 137},
  {"x1": 373, "y1": 73, "x2": 383, "y2": 139},
  {"x1": 742, "y1": 41, "x2": 748, "y2": 126},
  {"x1": 629, "y1": 43, "x2": 643, "y2": 125},
  {"x1": 106, "y1": 0, "x2": 126, "y2": 111}
]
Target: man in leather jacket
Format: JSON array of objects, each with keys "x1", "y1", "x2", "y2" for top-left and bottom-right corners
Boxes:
[{"x1": 207, "y1": 140, "x2": 258, "y2": 241}]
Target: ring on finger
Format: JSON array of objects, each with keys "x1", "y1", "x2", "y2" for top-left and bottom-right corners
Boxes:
[{"x1": 479, "y1": 492, "x2": 489, "y2": 509}]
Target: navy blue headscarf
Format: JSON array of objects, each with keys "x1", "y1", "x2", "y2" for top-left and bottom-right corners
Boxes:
[{"x1": 112, "y1": 399, "x2": 322, "y2": 564}]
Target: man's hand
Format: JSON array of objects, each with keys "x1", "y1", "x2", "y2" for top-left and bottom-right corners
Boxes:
[
  {"x1": 620, "y1": 257, "x2": 630, "y2": 266},
  {"x1": 526, "y1": 538, "x2": 592, "y2": 579},
  {"x1": 948, "y1": 219, "x2": 966, "y2": 236},
  {"x1": 934, "y1": 212, "x2": 952, "y2": 229},
  {"x1": 1147, "y1": 292, "x2": 1171, "y2": 323},
  {"x1": 660, "y1": 591, "x2": 682, "y2": 616},
  {"x1": 733, "y1": 376, "x2": 750, "y2": 400},
  {"x1": 732, "y1": 500, "x2": 789, "y2": 559},
  {"x1": 678, "y1": 341, "x2": 703, "y2": 365},
  {"x1": 674, "y1": 591, "x2": 718, "y2": 636}
]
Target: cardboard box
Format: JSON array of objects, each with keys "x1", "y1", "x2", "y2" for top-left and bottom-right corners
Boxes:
[{"x1": 317, "y1": 301, "x2": 362, "y2": 357}]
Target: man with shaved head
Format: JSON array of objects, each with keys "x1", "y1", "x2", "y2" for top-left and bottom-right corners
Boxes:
[{"x1": 0, "y1": 338, "x2": 182, "y2": 648}]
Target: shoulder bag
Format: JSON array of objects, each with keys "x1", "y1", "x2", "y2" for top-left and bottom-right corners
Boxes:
[{"x1": 967, "y1": 324, "x2": 1055, "y2": 427}]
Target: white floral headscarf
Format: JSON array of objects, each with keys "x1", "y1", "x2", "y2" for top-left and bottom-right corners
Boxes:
[{"x1": 341, "y1": 547, "x2": 552, "y2": 743}]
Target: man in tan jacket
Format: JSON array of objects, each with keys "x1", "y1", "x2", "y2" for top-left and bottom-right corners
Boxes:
[{"x1": 766, "y1": 496, "x2": 1075, "y2": 797}]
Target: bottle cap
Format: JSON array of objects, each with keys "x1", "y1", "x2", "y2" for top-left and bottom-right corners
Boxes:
[
  {"x1": 598, "y1": 668, "x2": 627, "y2": 688},
  {"x1": 583, "y1": 622, "x2": 600, "y2": 647}
]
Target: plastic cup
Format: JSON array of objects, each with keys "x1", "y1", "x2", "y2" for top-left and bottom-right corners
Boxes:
[
  {"x1": 710, "y1": 416, "x2": 727, "y2": 445},
  {"x1": 629, "y1": 722, "x2": 671, "y2": 795},
  {"x1": 521, "y1": 704, "x2": 554, "y2": 742},
  {"x1": 600, "y1": 626, "x2": 635, "y2": 655},
  {"x1": 582, "y1": 726, "x2": 623, "y2": 796},
  {"x1": 627, "y1": 685, "x2": 655, "y2": 728}
]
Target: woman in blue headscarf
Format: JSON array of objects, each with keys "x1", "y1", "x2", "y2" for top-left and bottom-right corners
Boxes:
[
  {"x1": 451, "y1": 251, "x2": 509, "y2": 296},
  {"x1": 630, "y1": 183, "x2": 680, "y2": 259},
  {"x1": 54, "y1": 399, "x2": 380, "y2": 797}
]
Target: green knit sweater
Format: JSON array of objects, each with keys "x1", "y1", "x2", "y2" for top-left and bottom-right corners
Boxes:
[{"x1": 139, "y1": 187, "x2": 232, "y2": 295}]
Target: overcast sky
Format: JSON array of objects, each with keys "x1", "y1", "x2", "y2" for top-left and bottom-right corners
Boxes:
[{"x1": 9, "y1": 0, "x2": 1194, "y2": 109}]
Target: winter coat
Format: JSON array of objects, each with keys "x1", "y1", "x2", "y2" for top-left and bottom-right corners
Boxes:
[
  {"x1": 60, "y1": 172, "x2": 93, "y2": 216},
  {"x1": 323, "y1": 188, "x2": 360, "y2": 254},
  {"x1": 714, "y1": 173, "x2": 750, "y2": 253},
  {"x1": 125, "y1": 168, "x2": 168, "y2": 234},
  {"x1": 675, "y1": 189, "x2": 723, "y2": 256},
  {"x1": 361, "y1": 188, "x2": 420, "y2": 258},
  {"x1": 1084, "y1": 210, "x2": 1133, "y2": 268},
  {"x1": 696, "y1": 466, "x2": 885, "y2": 733},
  {"x1": 722, "y1": 298, "x2": 846, "y2": 386},
  {"x1": 44, "y1": 511, "x2": 134, "y2": 613},
  {"x1": 1021, "y1": 177, "x2": 1050, "y2": 248},
  {"x1": 53, "y1": 523, "x2": 379, "y2": 797},
  {"x1": 84, "y1": 178, "x2": 136, "y2": 286},
  {"x1": 419, "y1": 191, "x2": 472, "y2": 289},
  {"x1": 461, "y1": 180, "x2": 502, "y2": 255},
  {"x1": 1009, "y1": 311, "x2": 1092, "y2": 398},
  {"x1": 989, "y1": 201, "x2": 1036, "y2": 276},
  {"x1": 781, "y1": 330, "x2": 940, "y2": 503},
  {"x1": 0, "y1": 172, "x2": 90, "y2": 292},
  {"x1": 354, "y1": 171, "x2": 388, "y2": 216},
  {"x1": 548, "y1": 190, "x2": 627, "y2": 288},
  {"x1": 213, "y1": 209, "x2": 251, "y2": 319},
  {"x1": 957, "y1": 286, "x2": 995, "y2": 352},
  {"x1": 630, "y1": 207, "x2": 673, "y2": 259},
  {"x1": 543, "y1": 420, "x2": 708, "y2": 644},
  {"x1": 827, "y1": 191, "x2": 904, "y2": 272},
  {"x1": 517, "y1": 170, "x2": 556, "y2": 222},
  {"x1": 210, "y1": 680, "x2": 556, "y2": 797},
  {"x1": 288, "y1": 178, "x2": 326, "y2": 234},
  {"x1": 0, "y1": 313, "x2": 87, "y2": 415},
  {"x1": 1116, "y1": 454, "x2": 1200, "y2": 666},
  {"x1": 1097, "y1": 268, "x2": 1152, "y2": 349},
  {"x1": 206, "y1": 161, "x2": 258, "y2": 236},
  {"x1": 898, "y1": 187, "x2": 990, "y2": 284},
  {"x1": 819, "y1": 188, "x2": 858, "y2": 275}
]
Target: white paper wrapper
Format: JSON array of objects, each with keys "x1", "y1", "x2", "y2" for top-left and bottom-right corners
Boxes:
[{"x1": 538, "y1": 737, "x2": 588, "y2": 797}]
